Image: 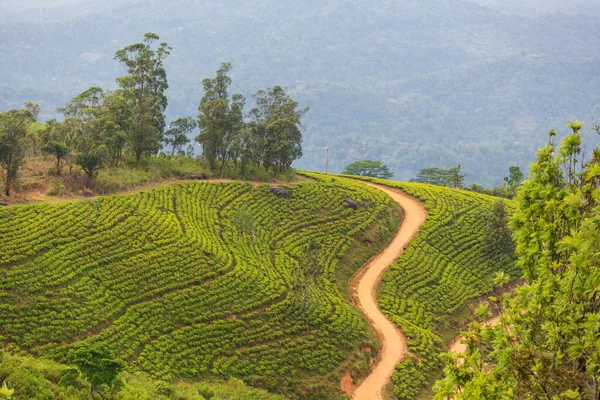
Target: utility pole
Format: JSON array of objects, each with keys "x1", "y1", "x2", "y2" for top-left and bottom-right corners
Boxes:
[{"x1": 325, "y1": 147, "x2": 329, "y2": 174}]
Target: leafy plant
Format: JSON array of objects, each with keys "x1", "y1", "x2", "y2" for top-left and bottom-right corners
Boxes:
[{"x1": 68, "y1": 343, "x2": 125, "y2": 399}]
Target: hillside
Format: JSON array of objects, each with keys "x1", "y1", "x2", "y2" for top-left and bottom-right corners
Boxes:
[
  {"x1": 1, "y1": 0, "x2": 599, "y2": 185},
  {"x1": 0, "y1": 352, "x2": 285, "y2": 400},
  {"x1": 0, "y1": 179, "x2": 401, "y2": 398},
  {"x1": 346, "y1": 176, "x2": 518, "y2": 399}
]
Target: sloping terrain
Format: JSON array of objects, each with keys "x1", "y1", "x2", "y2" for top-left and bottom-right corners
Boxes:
[
  {"x1": 0, "y1": 180, "x2": 401, "y2": 398},
  {"x1": 348, "y1": 177, "x2": 518, "y2": 399},
  {"x1": 351, "y1": 183, "x2": 427, "y2": 400},
  {"x1": 0, "y1": 352, "x2": 285, "y2": 400}
]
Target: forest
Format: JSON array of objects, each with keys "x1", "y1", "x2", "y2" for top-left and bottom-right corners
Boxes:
[{"x1": 1, "y1": 0, "x2": 599, "y2": 185}]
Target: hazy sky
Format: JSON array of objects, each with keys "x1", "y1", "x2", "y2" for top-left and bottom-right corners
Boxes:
[{"x1": 1, "y1": 0, "x2": 596, "y2": 17}]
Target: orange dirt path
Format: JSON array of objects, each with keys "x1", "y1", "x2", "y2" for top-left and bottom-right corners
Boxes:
[{"x1": 351, "y1": 182, "x2": 427, "y2": 400}]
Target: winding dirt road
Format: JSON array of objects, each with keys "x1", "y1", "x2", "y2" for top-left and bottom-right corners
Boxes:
[{"x1": 351, "y1": 182, "x2": 427, "y2": 400}]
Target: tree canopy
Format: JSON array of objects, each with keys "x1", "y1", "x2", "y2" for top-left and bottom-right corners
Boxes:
[
  {"x1": 343, "y1": 160, "x2": 394, "y2": 179},
  {"x1": 435, "y1": 122, "x2": 600, "y2": 399},
  {"x1": 0, "y1": 108, "x2": 34, "y2": 195},
  {"x1": 68, "y1": 343, "x2": 125, "y2": 400},
  {"x1": 411, "y1": 165, "x2": 465, "y2": 187}
]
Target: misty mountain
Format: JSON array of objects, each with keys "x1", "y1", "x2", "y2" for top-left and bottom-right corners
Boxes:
[{"x1": 1, "y1": 0, "x2": 599, "y2": 185}]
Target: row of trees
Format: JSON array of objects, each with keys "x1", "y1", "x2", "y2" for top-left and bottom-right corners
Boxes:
[
  {"x1": 410, "y1": 165, "x2": 466, "y2": 188},
  {"x1": 410, "y1": 164, "x2": 525, "y2": 198},
  {"x1": 0, "y1": 33, "x2": 308, "y2": 196},
  {"x1": 196, "y1": 62, "x2": 308, "y2": 177}
]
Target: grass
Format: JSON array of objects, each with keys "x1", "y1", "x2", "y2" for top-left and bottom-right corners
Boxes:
[{"x1": 1, "y1": 155, "x2": 304, "y2": 205}]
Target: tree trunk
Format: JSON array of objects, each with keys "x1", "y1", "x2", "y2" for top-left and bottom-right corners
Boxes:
[
  {"x1": 4, "y1": 155, "x2": 12, "y2": 196},
  {"x1": 4, "y1": 176, "x2": 10, "y2": 197},
  {"x1": 87, "y1": 170, "x2": 94, "y2": 187},
  {"x1": 91, "y1": 384, "x2": 106, "y2": 400},
  {"x1": 220, "y1": 155, "x2": 226, "y2": 178},
  {"x1": 56, "y1": 157, "x2": 62, "y2": 176}
]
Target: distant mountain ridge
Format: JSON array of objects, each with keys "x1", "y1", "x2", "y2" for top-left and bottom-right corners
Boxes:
[{"x1": 1, "y1": 0, "x2": 599, "y2": 185}]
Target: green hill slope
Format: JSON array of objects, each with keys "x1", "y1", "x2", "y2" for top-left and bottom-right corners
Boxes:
[
  {"x1": 343, "y1": 176, "x2": 518, "y2": 399},
  {"x1": 0, "y1": 180, "x2": 401, "y2": 398},
  {"x1": 0, "y1": 351, "x2": 285, "y2": 400}
]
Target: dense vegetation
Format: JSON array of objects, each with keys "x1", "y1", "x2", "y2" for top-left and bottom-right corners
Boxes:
[
  {"x1": 347, "y1": 175, "x2": 518, "y2": 399},
  {"x1": 1, "y1": 0, "x2": 599, "y2": 185},
  {"x1": 0, "y1": 351, "x2": 285, "y2": 399},
  {"x1": 0, "y1": 178, "x2": 401, "y2": 398},
  {"x1": 435, "y1": 124, "x2": 600, "y2": 399}
]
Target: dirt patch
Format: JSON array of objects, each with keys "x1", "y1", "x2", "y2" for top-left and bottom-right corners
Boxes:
[
  {"x1": 351, "y1": 182, "x2": 427, "y2": 400},
  {"x1": 341, "y1": 372, "x2": 356, "y2": 395}
]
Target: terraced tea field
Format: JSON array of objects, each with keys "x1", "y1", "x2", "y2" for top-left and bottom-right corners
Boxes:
[
  {"x1": 0, "y1": 179, "x2": 401, "y2": 398},
  {"x1": 344, "y1": 176, "x2": 518, "y2": 399}
]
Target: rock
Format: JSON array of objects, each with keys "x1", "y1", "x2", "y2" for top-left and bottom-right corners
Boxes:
[
  {"x1": 342, "y1": 198, "x2": 358, "y2": 209},
  {"x1": 0, "y1": 200, "x2": 7, "y2": 206},
  {"x1": 82, "y1": 189, "x2": 94, "y2": 197},
  {"x1": 269, "y1": 186, "x2": 291, "y2": 198}
]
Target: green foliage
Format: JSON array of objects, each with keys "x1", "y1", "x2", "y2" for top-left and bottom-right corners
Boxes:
[
  {"x1": 0, "y1": 178, "x2": 398, "y2": 397},
  {"x1": 195, "y1": 70, "x2": 308, "y2": 177},
  {"x1": 249, "y1": 86, "x2": 308, "y2": 173},
  {"x1": 349, "y1": 175, "x2": 518, "y2": 399},
  {"x1": 13, "y1": 55, "x2": 304, "y2": 194},
  {"x1": 434, "y1": 122, "x2": 600, "y2": 399},
  {"x1": 76, "y1": 145, "x2": 108, "y2": 184},
  {"x1": 342, "y1": 160, "x2": 393, "y2": 179},
  {"x1": 468, "y1": 165, "x2": 526, "y2": 199},
  {"x1": 114, "y1": 33, "x2": 171, "y2": 163},
  {"x1": 482, "y1": 201, "x2": 515, "y2": 258},
  {"x1": 196, "y1": 62, "x2": 246, "y2": 176},
  {"x1": 467, "y1": 183, "x2": 512, "y2": 199},
  {"x1": 411, "y1": 165, "x2": 466, "y2": 188},
  {"x1": 165, "y1": 117, "x2": 196, "y2": 156},
  {"x1": 26, "y1": 121, "x2": 46, "y2": 156},
  {"x1": 504, "y1": 166, "x2": 524, "y2": 193},
  {"x1": 0, "y1": 382, "x2": 14, "y2": 400},
  {"x1": 290, "y1": 242, "x2": 324, "y2": 315},
  {"x1": 68, "y1": 343, "x2": 125, "y2": 397},
  {"x1": 231, "y1": 209, "x2": 256, "y2": 244},
  {"x1": 41, "y1": 141, "x2": 69, "y2": 176},
  {"x1": 1, "y1": 1, "x2": 599, "y2": 186},
  {"x1": 0, "y1": 352, "x2": 284, "y2": 400},
  {"x1": 0, "y1": 108, "x2": 33, "y2": 196}
]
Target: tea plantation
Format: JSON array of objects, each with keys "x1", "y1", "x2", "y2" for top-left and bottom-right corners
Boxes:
[
  {"x1": 0, "y1": 179, "x2": 401, "y2": 398},
  {"x1": 347, "y1": 176, "x2": 518, "y2": 399}
]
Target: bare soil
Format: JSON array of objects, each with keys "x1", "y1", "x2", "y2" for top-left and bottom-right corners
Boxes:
[{"x1": 349, "y1": 182, "x2": 427, "y2": 400}]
